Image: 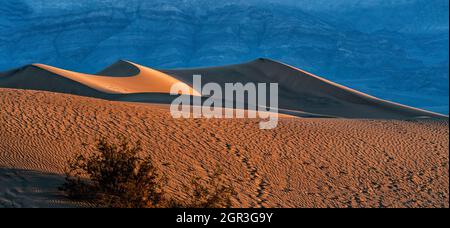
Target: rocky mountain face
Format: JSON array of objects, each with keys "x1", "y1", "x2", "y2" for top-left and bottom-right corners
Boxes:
[{"x1": 0, "y1": 0, "x2": 448, "y2": 113}]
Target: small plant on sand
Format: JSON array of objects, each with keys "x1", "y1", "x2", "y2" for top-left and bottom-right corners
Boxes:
[
  {"x1": 60, "y1": 137, "x2": 166, "y2": 208},
  {"x1": 60, "y1": 136, "x2": 235, "y2": 208}
]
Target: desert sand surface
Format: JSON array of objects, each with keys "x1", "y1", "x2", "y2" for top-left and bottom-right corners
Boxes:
[
  {"x1": 1, "y1": 59, "x2": 446, "y2": 119},
  {"x1": 1, "y1": 88, "x2": 448, "y2": 208}
]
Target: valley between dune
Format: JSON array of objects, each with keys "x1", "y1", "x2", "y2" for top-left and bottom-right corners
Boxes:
[{"x1": 0, "y1": 88, "x2": 448, "y2": 208}]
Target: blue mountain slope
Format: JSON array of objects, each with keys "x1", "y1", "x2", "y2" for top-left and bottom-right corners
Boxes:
[{"x1": 0, "y1": 0, "x2": 448, "y2": 114}]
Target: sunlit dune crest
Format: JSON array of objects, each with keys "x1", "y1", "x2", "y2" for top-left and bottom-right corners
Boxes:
[{"x1": 33, "y1": 61, "x2": 199, "y2": 96}]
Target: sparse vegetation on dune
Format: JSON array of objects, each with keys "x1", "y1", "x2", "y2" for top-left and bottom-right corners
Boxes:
[{"x1": 59, "y1": 136, "x2": 234, "y2": 208}]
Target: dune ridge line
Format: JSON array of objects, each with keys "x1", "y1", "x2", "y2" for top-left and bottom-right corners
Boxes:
[{"x1": 33, "y1": 61, "x2": 199, "y2": 95}]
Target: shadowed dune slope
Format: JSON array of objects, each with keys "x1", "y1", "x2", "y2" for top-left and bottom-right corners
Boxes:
[
  {"x1": 0, "y1": 88, "x2": 448, "y2": 208},
  {"x1": 163, "y1": 58, "x2": 447, "y2": 119},
  {"x1": 1, "y1": 58, "x2": 447, "y2": 119}
]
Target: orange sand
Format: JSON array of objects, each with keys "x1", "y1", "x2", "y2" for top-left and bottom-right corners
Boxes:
[{"x1": 1, "y1": 89, "x2": 448, "y2": 208}]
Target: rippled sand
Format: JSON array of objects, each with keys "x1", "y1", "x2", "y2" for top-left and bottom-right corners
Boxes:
[{"x1": 1, "y1": 89, "x2": 448, "y2": 208}]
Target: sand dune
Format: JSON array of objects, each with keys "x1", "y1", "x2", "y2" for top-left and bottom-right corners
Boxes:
[
  {"x1": 0, "y1": 88, "x2": 448, "y2": 208},
  {"x1": 163, "y1": 58, "x2": 447, "y2": 119},
  {"x1": 0, "y1": 61, "x2": 198, "y2": 96},
  {"x1": 0, "y1": 59, "x2": 448, "y2": 208},
  {"x1": 2, "y1": 58, "x2": 446, "y2": 119}
]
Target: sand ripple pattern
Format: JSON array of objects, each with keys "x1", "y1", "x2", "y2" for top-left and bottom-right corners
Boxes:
[{"x1": 0, "y1": 89, "x2": 448, "y2": 208}]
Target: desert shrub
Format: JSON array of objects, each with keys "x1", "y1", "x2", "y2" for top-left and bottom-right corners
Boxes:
[
  {"x1": 60, "y1": 136, "x2": 234, "y2": 208},
  {"x1": 60, "y1": 137, "x2": 166, "y2": 208}
]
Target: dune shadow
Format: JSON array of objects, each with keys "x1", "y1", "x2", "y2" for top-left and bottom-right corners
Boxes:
[{"x1": 0, "y1": 167, "x2": 81, "y2": 208}]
